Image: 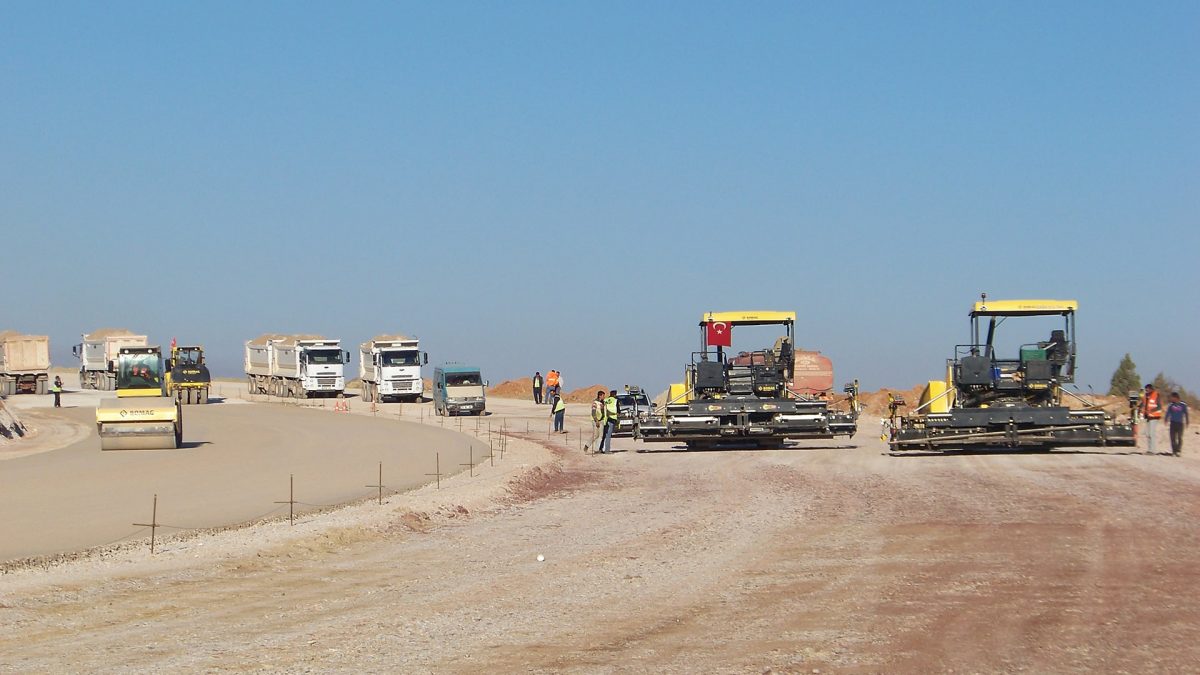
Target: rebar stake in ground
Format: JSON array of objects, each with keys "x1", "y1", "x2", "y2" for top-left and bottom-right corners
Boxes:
[
  {"x1": 132, "y1": 493, "x2": 160, "y2": 555},
  {"x1": 460, "y1": 445, "x2": 476, "y2": 478},
  {"x1": 275, "y1": 474, "x2": 297, "y2": 525},
  {"x1": 366, "y1": 462, "x2": 386, "y2": 505},
  {"x1": 425, "y1": 453, "x2": 443, "y2": 489}
]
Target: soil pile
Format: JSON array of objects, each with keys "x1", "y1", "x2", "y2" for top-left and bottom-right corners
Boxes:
[
  {"x1": 487, "y1": 379, "x2": 531, "y2": 399},
  {"x1": 563, "y1": 385, "x2": 610, "y2": 403},
  {"x1": 857, "y1": 385, "x2": 926, "y2": 417}
]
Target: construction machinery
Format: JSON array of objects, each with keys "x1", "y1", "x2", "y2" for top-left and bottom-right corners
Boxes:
[
  {"x1": 165, "y1": 344, "x2": 212, "y2": 404},
  {"x1": 636, "y1": 311, "x2": 859, "y2": 450},
  {"x1": 889, "y1": 295, "x2": 1135, "y2": 452},
  {"x1": 96, "y1": 345, "x2": 183, "y2": 450}
]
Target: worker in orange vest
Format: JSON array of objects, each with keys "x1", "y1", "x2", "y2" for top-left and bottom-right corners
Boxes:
[
  {"x1": 1142, "y1": 383, "x2": 1163, "y2": 454},
  {"x1": 546, "y1": 370, "x2": 560, "y2": 403}
]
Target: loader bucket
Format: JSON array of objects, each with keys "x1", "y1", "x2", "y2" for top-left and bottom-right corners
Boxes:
[{"x1": 96, "y1": 397, "x2": 182, "y2": 450}]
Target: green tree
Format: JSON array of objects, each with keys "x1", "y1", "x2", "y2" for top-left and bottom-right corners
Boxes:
[{"x1": 1108, "y1": 353, "x2": 1141, "y2": 396}]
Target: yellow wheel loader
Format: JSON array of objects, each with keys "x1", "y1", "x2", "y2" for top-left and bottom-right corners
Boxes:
[{"x1": 96, "y1": 346, "x2": 183, "y2": 450}]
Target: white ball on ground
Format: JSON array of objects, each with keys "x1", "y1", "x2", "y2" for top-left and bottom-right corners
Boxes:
[{"x1": 536, "y1": 554, "x2": 545, "y2": 562}]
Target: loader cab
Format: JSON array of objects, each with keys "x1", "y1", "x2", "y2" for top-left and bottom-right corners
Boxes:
[
  {"x1": 115, "y1": 346, "x2": 166, "y2": 397},
  {"x1": 170, "y1": 346, "x2": 203, "y2": 367}
]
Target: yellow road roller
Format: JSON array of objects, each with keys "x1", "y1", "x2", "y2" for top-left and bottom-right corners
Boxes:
[{"x1": 96, "y1": 345, "x2": 183, "y2": 450}]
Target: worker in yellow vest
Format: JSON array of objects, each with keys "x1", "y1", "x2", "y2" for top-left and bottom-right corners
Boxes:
[
  {"x1": 599, "y1": 389, "x2": 619, "y2": 454},
  {"x1": 551, "y1": 391, "x2": 567, "y2": 433},
  {"x1": 587, "y1": 390, "x2": 606, "y2": 453}
]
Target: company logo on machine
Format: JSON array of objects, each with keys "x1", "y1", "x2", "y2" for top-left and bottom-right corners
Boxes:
[{"x1": 121, "y1": 409, "x2": 156, "y2": 417}]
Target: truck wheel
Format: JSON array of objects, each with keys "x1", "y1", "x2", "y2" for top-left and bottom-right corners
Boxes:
[
  {"x1": 200, "y1": 388, "x2": 209, "y2": 404},
  {"x1": 35, "y1": 379, "x2": 46, "y2": 395}
]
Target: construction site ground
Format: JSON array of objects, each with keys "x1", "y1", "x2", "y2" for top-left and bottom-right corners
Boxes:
[{"x1": 2, "y1": 383, "x2": 1199, "y2": 672}]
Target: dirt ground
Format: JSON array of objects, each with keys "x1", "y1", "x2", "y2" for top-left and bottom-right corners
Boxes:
[{"x1": 2, "y1": 389, "x2": 1199, "y2": 672}]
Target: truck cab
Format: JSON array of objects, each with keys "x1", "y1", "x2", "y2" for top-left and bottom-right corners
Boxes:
[
  {"x1": 432, "y1": 365, "x2": 486, "y2": 416},
  {"x1": 360, "y1": 336, "x2": 427, "y2": 403},
  {"x1": 296, "y1": 341, "x2": 349, "y2": 396}
]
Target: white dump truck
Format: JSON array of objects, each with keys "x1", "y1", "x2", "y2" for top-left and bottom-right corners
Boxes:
[
  {"x1": 0, "y1": 332, "x2": 51, "y2": 395},
  {"x1": 74, "y1": 329, "x2": 149, "y2": 390},
  {"x1": 245, "y1": 334, "x2": 349, "y2": 398},
  {"x1": 359, "y1": 335, "x2": 427, "y2": 403}
]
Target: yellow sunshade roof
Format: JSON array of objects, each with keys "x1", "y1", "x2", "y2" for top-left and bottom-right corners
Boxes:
[
  {"x1": 700, "y1": 310, "x2": 796, "y2": 326},
  {"x1": 971, "y1": 299, "x2": 1078, "y2": 316}
]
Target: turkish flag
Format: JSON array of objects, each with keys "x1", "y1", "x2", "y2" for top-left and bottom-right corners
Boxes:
[{"x1": 706, "y1": 321, "x2": 732, "y2": 348}]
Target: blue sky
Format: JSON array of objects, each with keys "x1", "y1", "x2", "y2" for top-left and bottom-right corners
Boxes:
[{"x1": 3, "y1": 2, "x2": 1196, "y2": 395}]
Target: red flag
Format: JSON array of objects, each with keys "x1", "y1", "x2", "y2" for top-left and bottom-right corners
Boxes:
[{"x1": 706, "y1": 321, "x2": 732, "y2": 348}]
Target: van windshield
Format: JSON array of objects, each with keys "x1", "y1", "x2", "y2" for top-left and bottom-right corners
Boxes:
[
  {"x1": 445, "y1": 372, "x2": 481, "y2": 387},
  {"x1": 382, "y1": 351, "x2": 420, "y2": 366}
]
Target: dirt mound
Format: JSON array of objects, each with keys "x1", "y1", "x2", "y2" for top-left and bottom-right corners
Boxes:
[
  {"x1": 563, "y1": 385, "x2": 609, "y2": 403},
  {"x1": 487, "y1": 379, "x2": 531, "y2": 399},
  {"x1": 857, "y1": 385, "x2": 926, "y2": 417},
  {"x1": 85, "y1": 327, "x2": 142, "y2": 339}
]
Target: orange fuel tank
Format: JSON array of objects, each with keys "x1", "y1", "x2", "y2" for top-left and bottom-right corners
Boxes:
[{"x1": 791, "y1": 350, "x2": 834, "y2": 396}]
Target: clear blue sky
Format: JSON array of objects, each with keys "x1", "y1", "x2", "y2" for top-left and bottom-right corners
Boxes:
[{"x1": 3, "y1": 2, "x2": 1196, "y2": 395}]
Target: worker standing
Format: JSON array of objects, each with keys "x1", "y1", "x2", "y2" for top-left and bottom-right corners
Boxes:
[
  {"x1": 1142, "y1": 383, "x2": 1163, "y2": 454},
  {"x1": 551, "y1": 390, "x2": 567, "y2": 433},
  {"x1": 532, "y1": 371, "x2": 543, "y2": 405},
  {"x1": 546, "y1": 370, "x2": 559, "y2": 404},
  {"x1": 1166, "y1": 392, "x2": 1190, "y2": 457},
  {"x1": 51, "y1": 376, "x2": 63, "y2": 408},
  {"x1": 600, "y1": 389, "x2": 619, "y2": 454},
  {"x1": 587, "y1": 390, "x2": 606, "y2": 453}
]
